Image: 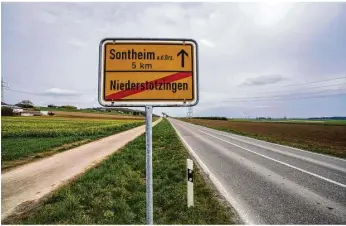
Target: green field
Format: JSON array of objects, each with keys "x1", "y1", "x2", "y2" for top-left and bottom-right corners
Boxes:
[
  {"x1": 37, "y1": 107, "x2": 154, "y2": 117},
  {"x1": 1, "y1": 116, "x2": 144, "y2": 170},
  {"x1": 37, "y1": 107, "x2": 127, "y2": 115},
  {"x1": 4, "y1": 119, "x2": 237, "y2": 224}
]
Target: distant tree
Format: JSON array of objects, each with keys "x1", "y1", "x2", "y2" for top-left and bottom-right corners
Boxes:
[
  {"x1": 48, "y1": 104, "x2": 57, "y2": 108},
  {"x1": 15, "y1": 100, "x2": 34, "y2": 108},
  {"x1": 61, "y1": 105, "x2": 77, "y2": 110},
  {"x1": 193, "y1": 117, "x2": 228, "y2": 121},
  {"x1": 1, "y1": 106, "x2": 14, "y2": 116}
]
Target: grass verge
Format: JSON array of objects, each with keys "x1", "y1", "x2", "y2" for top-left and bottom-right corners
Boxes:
[{"x1": 4, "y1": 119, "x2": 237, "y2": 224}]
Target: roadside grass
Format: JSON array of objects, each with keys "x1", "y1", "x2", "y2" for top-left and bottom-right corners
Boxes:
[
  {"x1": 183, "y1": 119, "x2": 346, "y2": 159},
  {"x1": 1, "y1": 116, "x2": 144, "y2": 170},
  {"x1": 5, "y1": 119, "x2": 237, "y2": 224}
]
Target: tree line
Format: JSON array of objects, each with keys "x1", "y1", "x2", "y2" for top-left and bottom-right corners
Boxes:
[{"x1": 191, "y1": 116, "x2": 228, "y2": 121}]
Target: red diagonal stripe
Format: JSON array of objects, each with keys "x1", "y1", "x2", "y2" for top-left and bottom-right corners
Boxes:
[{"x1": 105, "y1": 71, "x2": 192, "y2": 100}]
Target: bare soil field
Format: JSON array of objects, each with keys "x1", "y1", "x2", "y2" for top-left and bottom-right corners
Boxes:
[{"x1": 184, "y1": 119, "x2": 346, "y2": 158}]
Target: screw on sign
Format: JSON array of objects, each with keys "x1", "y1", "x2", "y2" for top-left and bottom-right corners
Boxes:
[{"x1": 98, "y1": 39, "x2": 199, "y2": 224}]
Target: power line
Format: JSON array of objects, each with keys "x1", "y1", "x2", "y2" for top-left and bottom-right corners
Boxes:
[
  {"x1": 4, "y1": 75, "x2": 346, "y2": 104},
  {"x1": 217, "y1": 76, "x2": 346, "y2": 101},
  {"x1": 4, "y1": 88, "x2": 87, "y2": 98},
  {"x1": 2, "y1": 79, "x2": 9, "y2": 102},
  {"x1": 187, "y1": 107, "x2": 193, "y2": 118},
  {"x1": 231, "y1": 83, "x2": 345, "y2": 98},
  {"x1": 198, "y1": 90, "x2": 346, "y2": 105},
  {"x1": 220, "y1": 92, "x2": 346, "y2": 103},
  {"x1": 260, "y1": 76, "x2": 345, "y2": 89},
  {"x1": 223, "y1": 88, "x2": 346, "y2": 101},
  {"x1": 4, "y1": 88, "x2": 46, "y2": 96}
]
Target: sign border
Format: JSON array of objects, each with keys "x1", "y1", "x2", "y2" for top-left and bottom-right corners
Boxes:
[{"x1": 98, "y1": 38, "x2": 199, "y2": 107}]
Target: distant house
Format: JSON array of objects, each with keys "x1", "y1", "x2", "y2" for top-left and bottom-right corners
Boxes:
[
  {"x1": 13, "y1": 106, "x2": 24, "y2": 114},
  {"x1": 1, "y1": 103, "x2": 23, "y2": 115},
  {"x1": 1, "y1": 101, "x2": 9, "y2": 107},
  {"x1": 21, "y1": 112, "x2": 34, "y2": 116}
]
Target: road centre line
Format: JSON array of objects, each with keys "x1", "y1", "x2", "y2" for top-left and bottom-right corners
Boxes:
[{"x1": 196, "y1": 129, "x2": 346, "y2": 189}]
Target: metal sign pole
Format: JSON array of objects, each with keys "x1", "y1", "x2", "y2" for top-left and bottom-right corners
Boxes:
[{"x1": 145, "y1": 105, "x2": 153, "y2": 225}]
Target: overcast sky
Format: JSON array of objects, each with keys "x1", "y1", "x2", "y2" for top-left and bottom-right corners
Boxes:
[{"x1": 2, "y1": 2, "x2": 346, "y2": 118}]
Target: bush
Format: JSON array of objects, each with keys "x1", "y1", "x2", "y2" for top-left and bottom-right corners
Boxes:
[
  {"x1": 2, "y1": 106, "x2": 14, "y2": 116},
  {"x1": 60, "y1": 105, "x2": 77, "y2": 110}
]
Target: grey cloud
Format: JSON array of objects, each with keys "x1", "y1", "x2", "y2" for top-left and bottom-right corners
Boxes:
[
  {"x1": 164, "y1": 19, "x2": 176, "y2": 26},
  {"x1": 241, "y1": 74, "x2": 285, "y2": 86},
  {"x1": 42, "y1": 88, "x2": 81, "y2": 97},
  {"x1": 68, "y1": 39, "x2": 87, "y2": 48},
  {"x1": 39, "y1": 11, "x2": 58, "y2": 24},
  {"x1": 200, "y1": 39, "x2": 215, "y2": 48}
]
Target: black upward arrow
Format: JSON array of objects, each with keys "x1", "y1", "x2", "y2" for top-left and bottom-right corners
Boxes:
[{"x1": 177, "y1": 49, "x2": 188, "y2": 68}]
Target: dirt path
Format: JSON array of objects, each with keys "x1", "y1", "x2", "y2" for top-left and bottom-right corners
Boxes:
[{"x1": 1, "y1": 118, "x2": 162, "y2": 220}]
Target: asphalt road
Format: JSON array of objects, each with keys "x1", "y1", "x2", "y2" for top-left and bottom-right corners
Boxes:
[{"x1": 169, "y1": 118, "x2": 346, "y2": 224}]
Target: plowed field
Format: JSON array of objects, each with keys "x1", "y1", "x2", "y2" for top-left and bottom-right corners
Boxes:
[{"x1": 184, "y1": 119, "x2": 346, "y2": 158}]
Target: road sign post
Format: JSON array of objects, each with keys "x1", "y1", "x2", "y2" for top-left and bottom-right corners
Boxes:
[
  {"x1": 145, "y1": 106, "x2": 153, "y2": 224},
  {"x1": 98, "y1": 38, "x2": 198, "y2": 224}
]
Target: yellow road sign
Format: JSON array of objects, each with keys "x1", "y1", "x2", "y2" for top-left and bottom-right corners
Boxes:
[{"x1": 98, "y1": 39, "x2": 198, "y2": 107}]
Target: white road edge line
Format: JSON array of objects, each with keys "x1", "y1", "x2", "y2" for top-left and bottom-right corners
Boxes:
[
  {"x1": 197, "y1": 129, "x2": 346, "y2": 189},
  {"x1": 169, "y1": 119, "x2": 254, "y2": 225}
]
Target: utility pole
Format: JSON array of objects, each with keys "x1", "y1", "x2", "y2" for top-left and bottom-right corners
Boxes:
[
  {"x1": 1, "y1": 78, "x2": 8, "y2": 103},
  {"x1": 187, "y1": 106, "x2": 193, "y2": 118}
]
